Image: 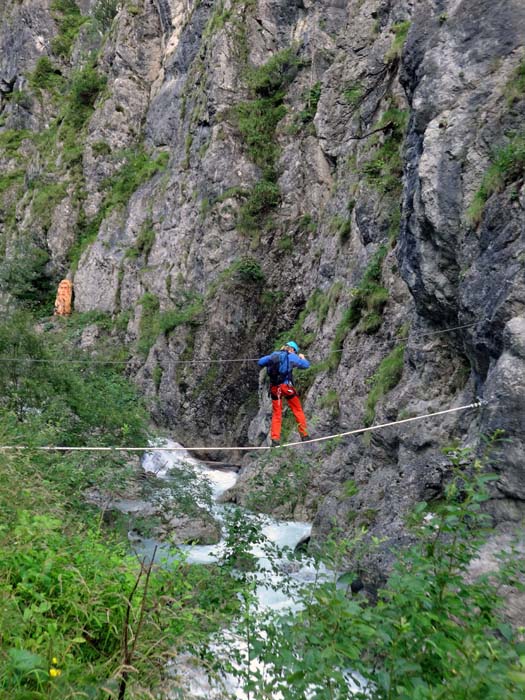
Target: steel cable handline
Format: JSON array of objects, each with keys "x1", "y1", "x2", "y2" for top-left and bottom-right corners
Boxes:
[
  {"x1": 0, "y1": 401, "x2": 485, "y2": 453},
  {"x1": 0, "y1": 319, "x2": 481, "y2": 365}
]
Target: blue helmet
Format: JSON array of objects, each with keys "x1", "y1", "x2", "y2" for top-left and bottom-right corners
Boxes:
[{"x1": 285, "y1": 341, "x2": 299, "y2": 353}]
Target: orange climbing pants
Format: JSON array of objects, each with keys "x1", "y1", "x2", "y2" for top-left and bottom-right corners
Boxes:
[{"x1": 270, "y1": 383, "x2": 308, "y2": 441}]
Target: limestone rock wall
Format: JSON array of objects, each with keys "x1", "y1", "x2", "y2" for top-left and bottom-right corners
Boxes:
[{"x1": 1, "y1": 0, "x2": 524, "y2": 577}]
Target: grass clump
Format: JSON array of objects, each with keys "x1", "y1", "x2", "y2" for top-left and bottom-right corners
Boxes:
[
  {"x1": 104, "y1": 149, "x2": 169, "y2": 211},
  {"x1": 125, "y1": 221, "x2": 156, "y2": 260},
  {"x1": 137, "y1": 292, "x2": 160, "y2": 356},
  {"x1": 237, "y1": 180, "x2": 281, "y2": 234},
  {"x1": 331, "y1": 214, "x2": 352, "y2": 243},
  {"x1": 297, "y1": 81, "x2": 322, "y2": 126},
  {"x1": 364, "y1": 343, "x2": 405, "y2": 425},
  {"x1": 467, "y1": 134, "x2": 525, "y2": 225},
  {"x1": 232, "y1": 47, "x2": 300, "y2": 233},
  {"x1": 138, "y1": 290, "x2": 205, "y2": 354},
  {"x1": 234, "y1": 93, "x2": 286, "y2": 176},
  {"x1": 159, "y1": 292, "x2": 204, "y2": 334},
  {"x1": 62, "y1": 65, "x2": 107, "y2": 129},
  {"x1": 328, "y1": 245, "x2": 389, "y2": 369},
  {"x1": 361, "y1": 107, "x2": 408, "y2": 195},
  {"x1": 244, "y1": 47, "x2": 300, "y2": 97},
  {"x1": 0, "y1": 129, "x2": 32, "y2": 159},
  {"x1": 29, "y1": 180, "x2": 68, "y2": 231},
  {"x1": 318, "y1": 389, "x2": 340, "y2": 415},
  {"x1": 505, "y1": 61, "x2": 525, "y2": 105},
  {"x1": 297, "y1": 213, "x2": 317, "y2": 234},
  {"x1": 202, "y1": 0, "x2": 232, "y2": 39},
  {"x1": 29, "y1": 56, "x2": 64, "y2": 91},
  {"x1": 92, "y1": 0, "x2": 120, "y2": 31},
  {"x1": 50, "y1": 0, "x2": 88, "y2": 58},
  {"x1": 232, "y1": 257, "x2": 265, "y2": 284},
  {"x1": 385, "y1": 20, "x2": 411, "y2": 62},
  {"x1": 343, "y1": 82, "x2": 364, "y2": 106},
  {"x1": 0, "y1": 171, "x2": 25, "y2": 198}
]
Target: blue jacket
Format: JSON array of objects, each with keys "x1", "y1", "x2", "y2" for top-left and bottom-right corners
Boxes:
[{"x1": 258, "y1": 350, "x2": 310, "y2": 385}]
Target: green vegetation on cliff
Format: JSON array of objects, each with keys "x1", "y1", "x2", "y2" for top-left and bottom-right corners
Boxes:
[
  {"x1": 468, "y1": 133, "x2": 525, "y2": 224},
  {"x1": 364, "y1": 343, "x2": 405, "y2": 425},
  {"x1": 233, "y1": 47, "x2": 300, "y2": 233},
  {"x1": 50, "y1": 0, "x2": 87, "y2": 59},
  {"x1": 137, "y1": 289, "x2": 205, "y2": 357},
  {"x1": 327, "y1": 245, "x2": 390, "y2": 370}
]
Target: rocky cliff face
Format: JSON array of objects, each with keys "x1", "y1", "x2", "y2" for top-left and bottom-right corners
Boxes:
[{"x1": 1, "y1": 0, "x2": 524, "y2": 581}]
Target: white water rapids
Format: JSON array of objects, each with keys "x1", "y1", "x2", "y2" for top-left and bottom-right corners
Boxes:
[
  {"x1": 133, "y1": 440, "x2": 365, "y2": 699},
  {"x1": 138, "y1": 440, "x2": 327, "y2": 611}
]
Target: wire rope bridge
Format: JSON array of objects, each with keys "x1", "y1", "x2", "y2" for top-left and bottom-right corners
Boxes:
[
  {"x1": 0, "y1": 319, "x2": 486, "y2": 456},
  {"x1": 0, "y1": 401, "x2": 485, "y2": 454}
]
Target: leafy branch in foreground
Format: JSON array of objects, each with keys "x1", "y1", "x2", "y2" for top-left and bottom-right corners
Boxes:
[{"x1": 238, "y1": 433, "x2": 525, "y2": 700}]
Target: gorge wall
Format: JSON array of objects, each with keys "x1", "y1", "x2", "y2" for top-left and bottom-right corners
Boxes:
[{"x1": 1, "y1": 0, "x2": 524, "y2": 581}]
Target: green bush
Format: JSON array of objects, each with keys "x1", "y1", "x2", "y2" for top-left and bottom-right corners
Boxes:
[
  {"x1": 245, "y1": 47, "x2": 300, "y2": 96},
  {"x1": 328, "y1": 246, "x2": 389, "y2": 368},
  {"x1": 0, "y1": 240, "x2": 53, "y2": 311},
  {"x1": 50, "y1": 0, "x2": 87, "y2": 58},
  {"x1": 234, "y1": 96, "x2": 286, "y2": 176},
  {"x1": 246, "y1": 453, "x2": 315, "y2": 514},
  {"x1": 298, "y1": 81, "x2": 322, "y2": 124},
  {"x1": 0, "y1": 312, "x2": 147, "y2": 446},
  {"x1": 385, "y1": 20, "x2": 411, "y2": 62},
  {"x1": 361, "y1": 108, "x2": 408, "y2": 195},
  {"x1": 241, "y1": 441, "x2": 525, "y2": 700},
  {"x1": 505, "y1": 61, "x2": 525, "y2": 105},
  {"x1": 232, "y1": 257, "x2": 265, "y2": 284},
  {"x1": 237, "y1": 180, "x2": 281, "y2": 233},
  {"x1": 29, "y1": 56, "x2": 64, "y2": 91},
  {"x1": 63, "y1": 65, "x2": 106, "y2": 129},
  {"x1": 0, "y1": 443, "x2": 240, "y2": 697},
  {"x1": 364, "y1": 343, "x2": 405, "y2": 425},
  {"x1": 467, "y1": 134, "x2": 525, "y2": 224},
  {"x1": 0, "y1": 308, "x2": 244, "y2": 700}
]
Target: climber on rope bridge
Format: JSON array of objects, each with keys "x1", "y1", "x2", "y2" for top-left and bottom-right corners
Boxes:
[{"x1": 258, "y1": 341, "x2": 310, "y2": 447}]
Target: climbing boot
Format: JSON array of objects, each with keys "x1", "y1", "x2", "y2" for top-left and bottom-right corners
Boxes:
[
  {"x1": 271, "y1": 439, "x2": 281, "y2": 447},
  {"x1": 301, "y1": 435, "x2": 310, "y2": 442}
]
